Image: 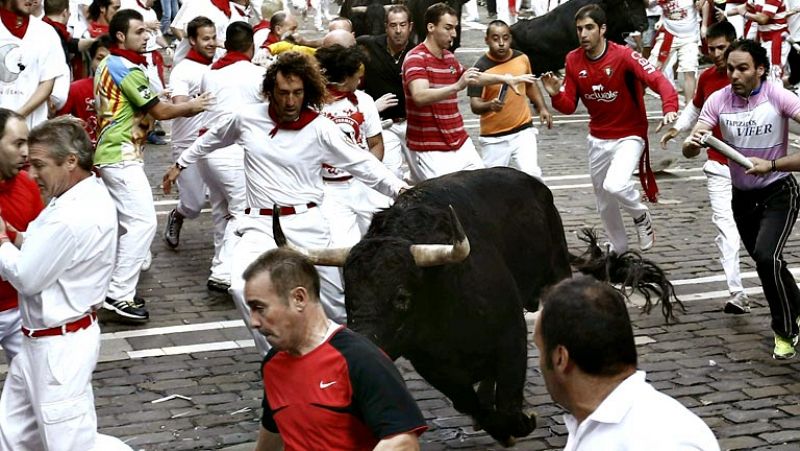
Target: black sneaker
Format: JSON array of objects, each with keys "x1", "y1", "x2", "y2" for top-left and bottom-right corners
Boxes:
[
  {"x1": 103, "y1": 297, "x2": 149, "y2": 323},
  {"x1": 164, "y1": 209, "x2": 183, "y2": 249},
  {"x1": 207, "y1": 279, "x2": 231, "y2": 293}
]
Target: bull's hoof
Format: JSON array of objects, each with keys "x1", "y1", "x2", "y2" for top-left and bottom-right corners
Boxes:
[
  {"x1": 481, "y1": 411, "x2": 536, "y2": 445},
  {"x1": 500, "y1": 437, "x2": 516, "y2": 447}
]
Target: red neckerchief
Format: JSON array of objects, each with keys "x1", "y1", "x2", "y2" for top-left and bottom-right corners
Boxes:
[
  {"x1": 327, "y1": 85, "x2": 358, "y2": 105},
  {"x1": 253, "y1": 19, "x2": 269, "y2": 33},
  {"x1": 0, "y1": 7, "x2": 29, "y2": 39},
  {"x1": 638, "y1": 136, "x2": 659, "y2": 203},
  {"x1": 234, "y1": 4, "x2": 246, "y2": 16},
  {"x1": 136, "y1": 0, "x2": 151, "y2": 10},
  {"x1": 210, "y1": 0, "x2": 232, "y2": 17},
  {"x1": 110, "y1": 46, "x2": 148, "y2": 66},
  {"x1": 210, "y1": 51, "x2": 249, "y2": 69},
  {"x1": 261, "y1": 31, "x2": 280, "y2": 48},
  {"x1": 42, "y1": 16, "x2": 70, "y2": 41},
  {"x1": 185, "y1": 48, "x2": 213, "y2": 65},
  {"x1": 268, "y1": 104, "x2": 319, "y2": 138},
  {"x1": 87, "y1": 21, "x2": 109, "y2": 38}
]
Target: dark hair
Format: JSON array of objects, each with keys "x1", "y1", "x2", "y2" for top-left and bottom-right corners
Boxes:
[
  {"x1": 486, "y1": 19, "x2": 509, "y2": 36},
  {"x1": 243, "y1": 248, "x2": 321, "y2": 302},
  {"x1": 270, "y1": 11, "x2": 288, "y2": 29},
  {"x1": 225, "y1": 21, "x2": 254, "y2": 52},
  {"x1": 187, "y1": 15, "x2": 215, "y2": 40},
  {"x1": 262, "y1": 51, "x2": 328, "y2": 109},
  {"x1": 574, "y1": 4, "x2": 606, "y2": 28},
  {"x1": 705, "y1": 20, "x2": 736, "y2": 43},
  {"x1": 315, "y1": 44, "x2": 366, "y2": 84},
  {"x1": 88, "y1": 0, "x2": 112, "y2": 21},
  {"x1": 726, "y1": 38, "x2": 770, "y2": 81},
  {"x1": 109, "y1": 9, "x2": 143, "y2": 43},
  {"x1": 44, "y1": 0, "x2": 69, "y2": 16},
  {"x1": 28, "y1": 117, "x2": 95, "y2": 171},
  {"x1": 0, "y1": 108, "x2": 23, "y2": 140},
  {"x1": 424, "y1": 2, "x2": 456, "y2": 29},
  {"x1": 385, "y1": 4, "x2": 410, "y2": 22},
  {"x1": 88, "y1": 34, "x2": 113, "y2": 58},
  {"x1": 539, "y1": 275, "x2": 637, "y2": 376}
]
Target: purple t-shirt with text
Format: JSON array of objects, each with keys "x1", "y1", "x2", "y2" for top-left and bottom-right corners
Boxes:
[{"x1": 698, "y1": 81, "x2": 800, "y2": 191}]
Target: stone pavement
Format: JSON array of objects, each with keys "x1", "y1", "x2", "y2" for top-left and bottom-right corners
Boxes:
[{"x1": 3, "y1": 9, "x2": 800, "y2": 451}]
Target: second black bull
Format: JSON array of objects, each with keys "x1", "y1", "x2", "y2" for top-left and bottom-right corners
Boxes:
[{"x1": 273, "y1": 167, "x2": 679, "y2": 446}]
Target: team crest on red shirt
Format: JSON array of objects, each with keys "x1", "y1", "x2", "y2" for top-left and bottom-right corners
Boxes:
[
  {"x1": 449, "y1": 65, "x2": 455, "y2": 74},
  {"x1": 604, "y1": 67, "x2": 613, "y2": 77},
  {"x1": 578, "y1": 70, "x2": 588, "y2": 78}
]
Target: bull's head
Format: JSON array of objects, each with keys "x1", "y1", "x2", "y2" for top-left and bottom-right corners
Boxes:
[{"x1": 272, "y1": 206, "x2": 470, "y2": 357}]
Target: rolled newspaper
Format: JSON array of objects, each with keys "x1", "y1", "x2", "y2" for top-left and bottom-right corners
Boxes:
[{"x1": 699, "y1": 134, "x2": 755, "y2": 170}]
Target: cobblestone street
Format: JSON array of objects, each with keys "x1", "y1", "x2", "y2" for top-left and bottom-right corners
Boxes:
[{"x1": 3, "y1": 10, "x2": 800, "y2": 451}]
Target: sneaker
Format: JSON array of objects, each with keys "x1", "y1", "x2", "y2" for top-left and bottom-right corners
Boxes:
[
  {"x1": 141, "y1": 250, "x2": 152, "y2": 272},
  {"x1": 723, "y1": 291, "x2": 750, "y2": 314},
  {"x1": 147, "y1": 131, "x2": 167, "y2": 146},
  {"x1": 773, "y1": 334, "x2": 798, "y2": 360},
  {"x1": 164, "y1": 209, "x2": 183, "y2": 249},
  {"x1": 103, "y1": 297, "x2": 149, "y2": 323},
  {"x1": 634, "y1": 212, "x2": 655, "y2": 251},
  {"x1": 207, "y1": 278, "x2": 231, "y2": 293}
]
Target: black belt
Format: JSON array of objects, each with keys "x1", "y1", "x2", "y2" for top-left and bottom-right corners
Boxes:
[{"x1": 244, "y1": 203, "x2": 317, "y2": 216}]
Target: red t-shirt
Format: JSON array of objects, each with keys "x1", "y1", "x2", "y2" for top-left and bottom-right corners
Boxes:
[
  {"x1": 693, "y1": 66, "x2": 730, "y2": 164},
  {"x1": 57, "y1": 77, "x2": 98, "y2": 146},
  {"x1": 551, "y1": 41, "x2": 679, "y2": 140},
  {"x1": 402, "y1": 42, "x2": 468, "y2": 152},
  {"x1": 0, "y1": 172, "x2": 44, "y2": 311}
]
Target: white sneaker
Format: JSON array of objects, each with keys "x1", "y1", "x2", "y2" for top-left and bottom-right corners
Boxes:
[
  {"x1": 723, "y1": 291, "x2": 750, "y2": 314},
  {"x1": 634, "y1": 212, "x2": 654, "y2": 251}
]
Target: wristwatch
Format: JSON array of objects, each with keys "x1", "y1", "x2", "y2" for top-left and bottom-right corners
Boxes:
[{"x1": 175, "y1": 162, "x2": 186, "y2": 171}]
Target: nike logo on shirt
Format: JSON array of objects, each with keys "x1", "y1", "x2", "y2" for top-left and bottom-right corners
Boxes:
[{"x1": 319, "y1": 380, "x2": 337, "y2": 389}]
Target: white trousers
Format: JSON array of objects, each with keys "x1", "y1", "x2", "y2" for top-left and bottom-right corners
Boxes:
[
  {"x1": 0, "y1": 308, "x2": 21, "y2": 362},
  {"x1": 100, "y1": 162, "x2": 157, "y2": 301},
  {"x1": 725, "y1": 4, "x2": 745, "y2": 38},
  {"x1": 171, "y1": 146, "x2": 207, "y2": 219},
  {"x1": 382, "y1": 121, "x2": 408, "y2": 180},
  {"x1": 704, "y1": 160, "x2": 744, "y2": 294},
  {"x1": 498, "y1": 0, "x2": 520, "y2": 25},
  {"x1": 195, "y1": 150, "x2": 246, "y2": 284},
  {"x1": 229, "y1": 208, "x2": 346, "y2": 356},
  {"x1": 406, "y1": 138, "x2": 485, "y2": 183},
  {"x1": 478, "y1": 127, "x2": 542, "y2": 180},
  {"x1": 464, "y1": 0, "x2": 479, "y2": 19},
  {"x1": 0, "y1": 323, "x2": 100, "y2": 451},
  {"x1": 587, "y1": 135, "x2": 649, "y2": 254},
  {"x1": 321, "y1": 179, "x2": 392, "y2": 247}
]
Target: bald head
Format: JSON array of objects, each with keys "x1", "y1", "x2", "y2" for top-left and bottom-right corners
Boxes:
[{"x1": 322, "y1": 28, "x2": 356, "y2": 47}]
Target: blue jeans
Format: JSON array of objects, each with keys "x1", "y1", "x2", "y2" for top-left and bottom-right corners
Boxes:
[{"x1": 160, "y1": 0, "x2": 178, "y2": 34}]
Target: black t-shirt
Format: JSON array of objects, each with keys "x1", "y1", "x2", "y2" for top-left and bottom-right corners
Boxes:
[
  {"x1": 357, "y1": 34, "x2": 413, "y2": 121},
  {"x1": 260, "y1": 326, "x2": 427, "y2": 450}
]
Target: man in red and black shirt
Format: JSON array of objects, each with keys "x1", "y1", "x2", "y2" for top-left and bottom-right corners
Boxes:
[
  {"x1": 402, "y1": 2, "x2": 536, "y2": 182},
  {"x1": 541, "y1": 4, "x2": 678, "y2": 254},
  {"x1": 243, "y1": 248, "x2": 427, "y2": 451},
  {"x1": 0, "y1": 109, "x2": 44, "y2": 363},
  {"x1": 660, "y1": 21, "x2": 747, "y2": 314}
]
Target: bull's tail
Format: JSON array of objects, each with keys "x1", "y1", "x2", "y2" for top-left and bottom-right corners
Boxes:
[{"x1": 569, "y1": 228, "x2": 685, "y2": 323}]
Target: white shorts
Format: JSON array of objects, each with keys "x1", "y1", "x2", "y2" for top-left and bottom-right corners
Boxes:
[{"x1": 649, "y1": 32, "x2": 700, "y2": 73}]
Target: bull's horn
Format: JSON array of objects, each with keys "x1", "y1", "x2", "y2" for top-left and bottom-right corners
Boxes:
[
  {"x1": 272, "y1": 205, "x2": 351, "y2": 266},
  {"x1": 410, "y1": 205, "x2": 471, "y2": 267}
]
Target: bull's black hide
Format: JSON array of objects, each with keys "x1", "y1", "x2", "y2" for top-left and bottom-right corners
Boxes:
[
  {"x1": 342, "y1": 168, "x2": 572, "y2": 445},
  {"x1": 510, "y1": 0, "x2": 647, "y2": 74}
]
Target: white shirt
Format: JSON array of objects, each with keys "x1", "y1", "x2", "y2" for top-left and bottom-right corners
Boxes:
[
  {"x1": 177, "y1": 103, "x2": 405, "y2": 207},
  {"x1": 0, "y1": 176, "x2": 117, "y2": 329},
  {"x1": 320, "y1": 90, "x2": 382, "y2": 179},
  {"x1": 170, "y1": 58, "x2": 212, "y2": 149},
  {"x1": 171, "y1": 0, "x2": 249, "y2": 64},
  {"x1": 657, "y1": 0, "x2": 699, "y2": 38},
  {"x1": 0, "y1": 16, "x2": 69, "y2": 128},
  {"x1": 196, "y1": 59, "x2": 264, "y2": 161},
  {"x1": 564, "y1": 371, "x2": 720, "y2": 451}
]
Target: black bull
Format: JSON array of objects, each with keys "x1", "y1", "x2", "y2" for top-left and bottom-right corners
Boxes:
[
  {"x1": 274, "y1": 168, "x2": 679, "y2": 446},
  {"x1": 510, "y1": 0, "x2": 648, "y2": 74}
]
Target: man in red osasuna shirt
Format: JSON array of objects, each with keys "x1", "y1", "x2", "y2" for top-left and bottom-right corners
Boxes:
[
  {"x1": 660, "y1": 21, "x2": 748, "y2": 315},
  {"x1": 541, "y1": 4, "x2": 678, "y2": 254},
  {"x1": 0, "y1": 109, "x2": 44, "y2": 362},
  {"x1": 244, "y1": 248, "x2": 427, "y2": 451}
]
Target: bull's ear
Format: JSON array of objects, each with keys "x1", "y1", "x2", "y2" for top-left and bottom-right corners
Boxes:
[{"x1": 393, "y1": 288, "x2": 412, "y2": 312}]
